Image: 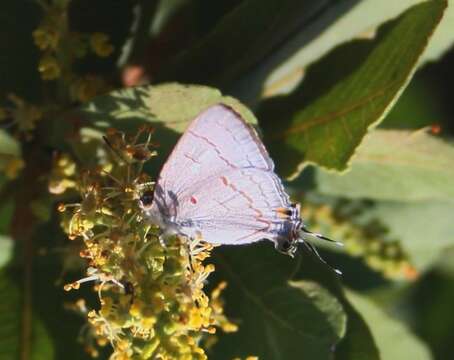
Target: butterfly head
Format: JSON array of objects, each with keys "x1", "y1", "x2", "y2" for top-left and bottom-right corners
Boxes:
[
  {"x1": 275, "y1": 236, "x2": 299, "y2": 257},
  {"x1": 273, "y1": 203, "x2": 302, "y2": 257},
  {"x1": 137, "y1": 185, "x2": 170, "y2": 230}
]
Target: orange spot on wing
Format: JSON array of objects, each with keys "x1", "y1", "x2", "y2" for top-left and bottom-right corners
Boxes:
[{"x1": 275, "y1": 207, "x2": 292, "y2": 218}]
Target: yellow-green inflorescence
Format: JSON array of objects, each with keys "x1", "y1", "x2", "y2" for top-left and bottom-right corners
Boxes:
[
  {"x1": 33, "y1": 0, "x2": 113, "y2": 102},
  {"x1": 56, "y1": 128, "x2": 237, "y2": 359},
  {"x1": 301, "y1": 199, "x2": 418, "y2": 281}
]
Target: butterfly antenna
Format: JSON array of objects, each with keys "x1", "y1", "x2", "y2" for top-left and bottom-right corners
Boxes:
[
  {"x1": 300, "y1": 225, "x2": 343, "y2": 247},
  {"x1": 302, "y1": 240, "x2": 342, "y2": 276}
]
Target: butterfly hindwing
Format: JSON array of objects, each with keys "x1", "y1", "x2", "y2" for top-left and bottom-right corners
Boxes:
[{"x1": 172, "y1": 167, "x2": 294, "y2": 244}]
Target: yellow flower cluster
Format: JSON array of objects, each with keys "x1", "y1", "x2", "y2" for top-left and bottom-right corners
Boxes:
[
  {"x1": 33, "y1": 27, "x2": 60, "y2": 51},
  {"x1": 300, "y1": 200, "x2": 418, "y2": 280},
  {"x1": 32, "y1": 0, "x2": 67, "y2": 81},
  {"x1": 33, "y1": 0, "x2": 113, "y2": 101},
  {"x1": 3, "y1": 157, "x2": 25, "y2": 180},
  {"x1": 58, "y1": 128, "x2": 237, "y2": 359},
  {"x1": 38, "y1": 55, "x2": 61, "y2": 80},
  {"x1": 69, "y1": 75, "x2": 108, "y2": 103},
  {"x1": 90, "y1": 33, "x2": 115, "y2": 58},
  {"x1": 0, "y1": 94, "x2": 43, "y2": 136},
  {"x1": 48, "y1": 153, "x2": 77, "y2": 194}
]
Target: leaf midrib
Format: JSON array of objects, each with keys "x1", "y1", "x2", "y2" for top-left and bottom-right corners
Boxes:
[
  {"x1": 271, "y1": 81, "x2": 398, "y2": 141},
  {"x1": 217, "y1": 254, "x2": 322, "y2": 342}
]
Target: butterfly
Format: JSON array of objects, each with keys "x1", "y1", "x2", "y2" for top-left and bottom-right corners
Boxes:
[{"x1": 140, "y1": 104, "x2": 341, "y2": 270}]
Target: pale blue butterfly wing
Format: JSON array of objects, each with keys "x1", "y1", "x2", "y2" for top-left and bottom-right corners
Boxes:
[
  {"x1": 144, "y1": 104, "x2": 300, "y2": 251},
  {"x1": 157, "y1": 104, "x2": 273, "y2": 189}
]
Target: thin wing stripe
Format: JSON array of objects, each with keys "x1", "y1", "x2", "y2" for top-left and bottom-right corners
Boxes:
[{"x1": 188, "y1": 129, "x2": 238, "y2": 169}]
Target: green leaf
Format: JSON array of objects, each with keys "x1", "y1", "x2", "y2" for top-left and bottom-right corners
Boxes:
[
  {"x1": 364, "y1": 200, "x2": 454, "y2": 271},
  {"x1": 346, "y1": 290, "x2": 432, "y2": 360},
  {"x1": 149, "y1": 0, "x2": 188, "y2": 36},
  {"x1": 0, "y1": 236, "x2": 12, "y2": 268},
  {"x1": 421, "y1": 1, "x2": 454, "y2": 63},
  {"x1": 238, "y1": 0, "x2": 425, "y2": 101},
  {"x1": 259, "y1": 0, "x2": 446, "y2": 178},
  {"x1": 116, "y1": 0, "x2": 160, "y2": 66},
  {"x1": 30, "y1": 220, "x2": 94, "y2": 360},
  {"x1": 288, "y1": 245, "x2": 380, "y2": 360},
  {"x1": 211, "y1": 244, "x2": 381, "y2": 359},
  {"x1": 31, "y1": 319, "x2": 55, "y2": 360},
  {"x1": 0, "y1": 129, "x2": 20, "y2": 157},
  {"x1": 403, "y1": 264, "x2": 454, "y2": 359},
  {"x1": 0, "y1": 197, "x2": 14, "y2": 269},
  {"x1": 335, "y1": 299, "x2": 380, "y2": 360},
  {"x1": 146, "y1": 83, "x2": 257, "y2": 130},
  {"x1": 0, "y1": 270, "x2": 54, "y2": 359},
  {"x1": 80, "y1": 83, "x2": 256, "y2": 130},
  {"x1": 433, "y1": 245, "x2": 454, "y2": 276},
  {"x1": 0, "y1": 129, "x2": 22, "y2": 172},
  {"x1": 315, "y1": 130, "x2": 454, "y2": 202},
  {"x1": 210, "y1": 244, "x2": 348, "y2": 359},
  {"x1": 156, "y1": 0, "x2": 356, "y2": 90},
  {"x1": 380, "y1": 75, "x2": 446, "y2": 130},
  {"x1": 79, "y1": 83, "x2": 256, "y2": 175},
  {"x1": 258, "y1": 0, "x2": 454, "y2": 99}
]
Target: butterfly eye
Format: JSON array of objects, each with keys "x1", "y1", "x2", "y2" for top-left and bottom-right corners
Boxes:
[
  {"x1": 123, "y1": 281, "x2": 134, "y2": 295},
  {"x1": 139, "y1": 190, "x2": 154, "y2": 207},
  {"x1": 276, "y1": 239, "x2": 292, "y2": 254}
]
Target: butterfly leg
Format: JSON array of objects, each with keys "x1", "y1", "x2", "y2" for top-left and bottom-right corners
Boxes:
[{"x1": 158, "y1": 233, "x2": 167, "y2": 248}]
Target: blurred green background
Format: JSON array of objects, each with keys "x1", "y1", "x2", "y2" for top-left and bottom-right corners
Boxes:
[{"x1": 1, "y1": 1, "x2": 454, "y2": 359}]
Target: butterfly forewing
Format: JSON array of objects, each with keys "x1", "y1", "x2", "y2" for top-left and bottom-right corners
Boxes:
[{"x1": 156, "y1": 105, "x2": 274, "y2": 195}]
